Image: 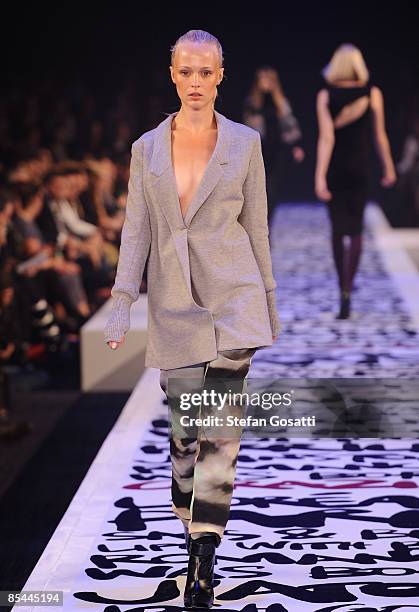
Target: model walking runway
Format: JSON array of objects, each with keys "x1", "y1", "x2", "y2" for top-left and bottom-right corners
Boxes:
[{"x1": 18, "y1": 203, "x2": 419, "y2": 610}]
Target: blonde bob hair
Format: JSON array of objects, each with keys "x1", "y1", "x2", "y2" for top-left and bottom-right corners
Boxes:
[{"x1": 322, "y1": 44, "x2": 369, "y2": 84}]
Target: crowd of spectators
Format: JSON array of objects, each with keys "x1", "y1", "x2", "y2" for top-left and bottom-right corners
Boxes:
[{"x1": 0, "y1": 81, "x2": 153, "y2": 424}]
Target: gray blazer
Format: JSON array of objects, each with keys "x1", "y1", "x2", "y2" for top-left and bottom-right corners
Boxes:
[{"x1": 104, "y1": 109, "x2": 281, "y2": 370}]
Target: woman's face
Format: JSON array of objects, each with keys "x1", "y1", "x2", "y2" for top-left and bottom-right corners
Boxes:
[
  {"x1": 68, "y1": 173, "x2": 89, "y2": 198},
  {"x1": 257, "y1": 69, "x2": 278, "y2": 93},
  {"x1": 170, "y1": 41, "x2": 223, "y2": 110},
  {"x1": 48, "y1": 175, "x2": 71, "y2": 200}
]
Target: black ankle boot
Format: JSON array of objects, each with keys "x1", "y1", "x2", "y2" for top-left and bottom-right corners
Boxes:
[
  {"x1": 336, "y1": 290, "x2": 351, "y2": 319},
  {"x1": 184, "y1": 533, "x2": 220, "y2": 609}
]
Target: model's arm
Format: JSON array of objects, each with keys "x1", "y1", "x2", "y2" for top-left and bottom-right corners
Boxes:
[
  {"x1": 315, "y1": 89, "x2": 335, "y2": 201},
  {"x1": 397, "y1": 135, "x2": 419, "y2": 174},
  {"x1": 239, "y1": 132, "x2": 281, "y2": 338},
  {"x1": 273, "y1": 95, "x2": 305, "y2": 162},
  {"x1": 370, "y1": 86, "x2": 397, "y2": 186},
  {"x1": 243, "y1": 94, "x2": 266, "y2": 139},
  {"x1": 104, "y1": 139, "x2": 151, "y2": 345}
]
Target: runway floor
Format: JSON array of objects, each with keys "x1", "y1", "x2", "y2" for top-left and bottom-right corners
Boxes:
[{"x1": 16, "y1": 202, "x2": 419, "y2": 611}]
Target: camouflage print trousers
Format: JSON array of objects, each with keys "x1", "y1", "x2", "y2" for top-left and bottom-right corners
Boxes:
[{"x1": 159, "y1": 348, "x2": 257, "y2": 542}]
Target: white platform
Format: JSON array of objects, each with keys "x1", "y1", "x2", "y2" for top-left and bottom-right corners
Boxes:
[
  {"x1": 80, "y1": 293, "x2": 149, "y2": 392},
  {"x1": 392, "y1": 227, "x2": 419, "y2": 272},
  {"x1": 365, "y1": 205, "x2": 419, "y2": 329}
]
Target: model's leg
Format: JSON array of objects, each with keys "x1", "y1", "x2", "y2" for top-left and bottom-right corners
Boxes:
[
  {"x1": 332, "y1": 230, "x2": 352, "y2": 319},
  {"x1": 188, "y1": 348, "x2": 257, "y2": 543},
  {"x1": 330, "y1": 189, "x2": 365, "y2": 293},
  {"x1": 160, "y1": 364, "x2": 206, "y2": 529},
  {"x1": 347, "y1": 233, "x2": 362, "y2": 289},
  {"x1": 327, "y1": 190, "x2": 349, "y2": 292},
  {"x1": 328, "y1": 192, "x2": 352, "y2": 318},
  {"x1": 331, "y1": 229, "x2": 346, "y2": 291}
]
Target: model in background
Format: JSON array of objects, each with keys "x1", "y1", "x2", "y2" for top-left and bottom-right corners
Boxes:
[
  {"x1": 104, "y1": 29, "x2": 280, "y2": 609},
  {"x1": 243, "y1": 66, "x2": 305, "y2": 225},
  {"x1": 315, "y1": 44, "x2": 396, "y2": 319}
]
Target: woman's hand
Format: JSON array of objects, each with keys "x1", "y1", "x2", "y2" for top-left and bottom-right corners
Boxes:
[
  {"x1": 381, "y1": 167, "x2": 397, "y2": 188},
  {"x1": 272, "y1": 335, "x2": 277, "y2": 342},
  {"x1": 53, "y1": 258, "x2": 80, "y2": 274},
  {"x1": 315, "y1": 176, "x2": 332, "y2": 202},
  {"x1": 107, "y1": 336, "x2": 126, "y2": 350},
  {"x1": 64, "y1": 236, "x2": 82, "y2": 260},
  {"x1": 292, "y1": 146, "x2": 305, "y2": 163}
]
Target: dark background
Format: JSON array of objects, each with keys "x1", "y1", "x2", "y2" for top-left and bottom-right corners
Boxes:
[{"x1": 3, "y1": 2, "x2": 419, "y2": 205}]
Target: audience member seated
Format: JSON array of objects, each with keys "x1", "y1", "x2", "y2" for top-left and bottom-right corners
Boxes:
[
  {"x1": 40, "y1": 170, "x2": 114, "y2": 303},
  {"x1": 12, "y1": 181, "x2": 92, "y2": 330}
]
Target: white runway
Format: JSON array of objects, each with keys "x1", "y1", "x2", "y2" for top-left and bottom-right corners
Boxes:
[{"x1": 18, "y1": 202, "x2": 419, "y2": 611}]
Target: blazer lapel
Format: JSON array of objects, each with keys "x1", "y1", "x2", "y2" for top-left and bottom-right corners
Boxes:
[
  {"x1": 149, "y1": 109, "x2": 230, "y2": 230},
  {"x1": 148, "y1": 114, "x2": 185, "y2": 231},
  {"x1": 183, "y1": 109, "x2": 230, "y2": 227},
  {"x1": 148, "y1": 109, "x2": 230, "y2": 296}
]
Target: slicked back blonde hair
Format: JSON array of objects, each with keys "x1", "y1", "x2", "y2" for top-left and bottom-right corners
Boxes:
[
  {"x1": 170, "y1": 29, "x2": 224, "y2": 67},
  {"x1": 322, "y1": 44, "x2": 370, "y2": 84}
]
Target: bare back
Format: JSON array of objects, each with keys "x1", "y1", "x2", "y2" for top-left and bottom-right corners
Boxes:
[
  {"x1": 325, "y1": 82, "x2": 372, "y2": 190},
  {"x1": 171, "y1": 124, "x2": 218, "y2": 219}
]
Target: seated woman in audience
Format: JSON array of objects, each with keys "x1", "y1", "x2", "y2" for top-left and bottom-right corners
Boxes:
[
  {"x1": 80, "y1": 160, "x2": 125, "y2": 241},
  {"x1": 40, "y1": 169, "x2": 115, "y2": 301},
  {"x1": 13, "y1": 181, "x2": 91, "y2": 326},
  {"x1": 43, "y1": 169, "x2": 105, "y2": 269},
  {"x1": 1, "y1": 185, "x2": 60, "y2": 346}
]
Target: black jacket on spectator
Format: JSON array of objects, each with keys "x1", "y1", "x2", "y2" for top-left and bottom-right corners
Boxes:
[{"x1": 37, "y1": 197, "x2": 60, "y2": 245}]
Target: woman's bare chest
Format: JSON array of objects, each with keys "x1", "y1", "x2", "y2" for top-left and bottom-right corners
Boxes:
[{"x1": 171, "y1": 129, "x2": 218, "y2": 219}]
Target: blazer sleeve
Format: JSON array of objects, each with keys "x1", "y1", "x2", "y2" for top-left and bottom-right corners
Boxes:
[
  {"x1": 239, "y1": 132, "x2": 281, "y2": 337},
  {"x1": 104, "y1": 139, "x2": 151, "y2": 343}
]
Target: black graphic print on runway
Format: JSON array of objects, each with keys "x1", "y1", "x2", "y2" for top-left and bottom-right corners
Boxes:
[
  {"x1": 252, "y1": 203, "x2": 419, "y2": 378},
  {"x1": 71, "y1": 204, "x2": 419, "y2": 610},
  {"x1": 73, "y1": 427, "x2": 419, "y2": 610}
]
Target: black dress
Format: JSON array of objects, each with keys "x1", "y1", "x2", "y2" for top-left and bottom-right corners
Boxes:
[{"x1": 325, "y1": 82, "x2": 372, "y2": 235}]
